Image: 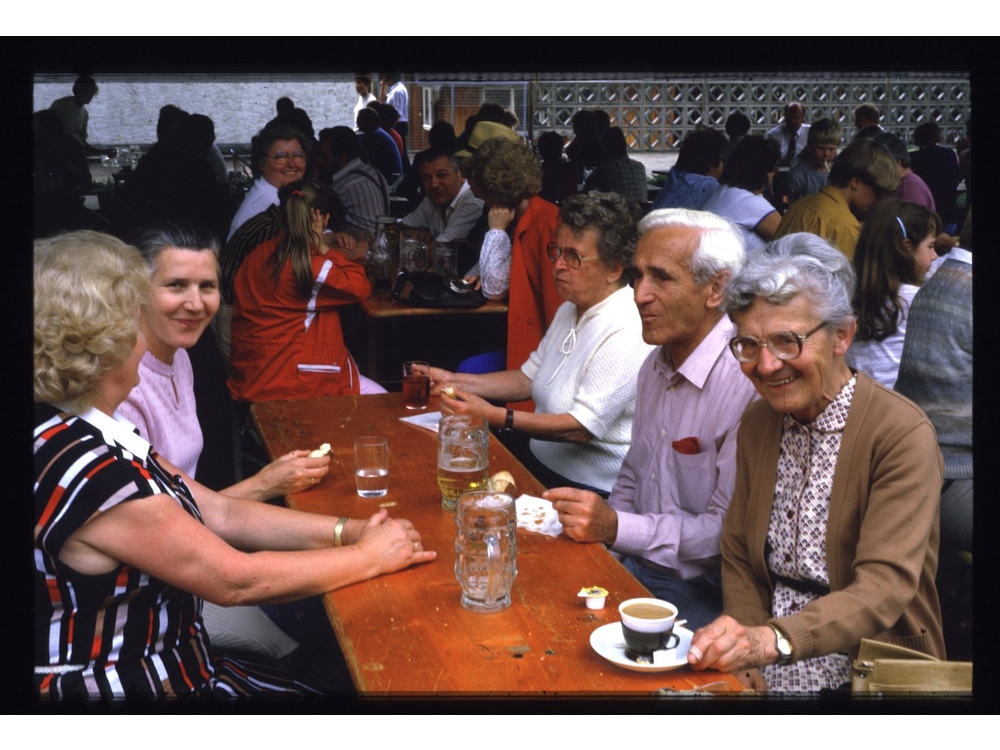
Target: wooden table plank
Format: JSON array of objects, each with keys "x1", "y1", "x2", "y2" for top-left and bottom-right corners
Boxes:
[{"x1": 252, "y1": 394, "x2": 747, "y2": 696}]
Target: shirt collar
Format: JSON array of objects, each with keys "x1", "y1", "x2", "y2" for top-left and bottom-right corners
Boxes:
[
  {"x1": 653, "y1": 315, "x2": 735, "y2": 389},
  {"x1": 449, "y1": 180, "x2": 472, "y2": 210},
  {"x1": 784, "y1": 374, "x2": 857, "y2": 434},
  {"x1": 74, "y1": 406, "x2": 151, "y2": 462},
  {"x1": 946, "y1": 246, "x2": 972, "y2": 266}
]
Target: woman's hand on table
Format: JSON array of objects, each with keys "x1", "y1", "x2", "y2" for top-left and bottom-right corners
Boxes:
[
  {"x1": 353, "y1": 508, "x2": 436, "y2": 574},
  {"x1": 544, "y1": 487, "x2": 618, "y2": 545},
  {"x1": 463, "y1": 274, "x2": 482, "y2": 292},
  {"x1": 686, "y1": 615, "x2": 777, "y2": 674},
  {"x1": 221, "y1": 450, "x2": 331, "y2": 502},
  {"x1": 259, "y1": 451, "x2": 332, "y2": 495}
]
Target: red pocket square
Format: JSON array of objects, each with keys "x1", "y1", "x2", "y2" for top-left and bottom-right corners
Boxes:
[{"x1": 672, "y1": 436, "x2": 701, "y2": 455}]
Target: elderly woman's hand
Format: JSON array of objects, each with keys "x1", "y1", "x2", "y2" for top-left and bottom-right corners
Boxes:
[
  {"x1": 247, "y1": 451, "x2": 331, "y2": 498},
  {"x1": 438, "y1": 387, "x2": 492, "y2": 421},
  {"x1": 354, "y1": 508, "x2": 436, "y2": 575},
  {"x1": 427, "y1": 366, "x2": 455, "y2": 395},
  {"x1": 687, "y1": 615, "x2": 778, "y2": 673}
]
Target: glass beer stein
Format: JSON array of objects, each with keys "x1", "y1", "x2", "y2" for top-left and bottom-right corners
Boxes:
[{"x1": 454, "y1": 491, "x2": 517, "y2": 613}]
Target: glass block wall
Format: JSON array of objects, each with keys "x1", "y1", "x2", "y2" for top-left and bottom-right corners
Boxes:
[{"x1": 412, "y1": 74, "x2": 970, "y2": 152}]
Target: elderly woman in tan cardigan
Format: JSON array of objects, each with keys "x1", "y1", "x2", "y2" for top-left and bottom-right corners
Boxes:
[{"x1": 687, "y1": 232, "x2": 944, "y2": 693}]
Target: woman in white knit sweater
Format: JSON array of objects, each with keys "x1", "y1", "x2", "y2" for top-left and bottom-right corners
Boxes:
[{"x1": 427, "y1": 192, "x2": 655, "y2": 495}]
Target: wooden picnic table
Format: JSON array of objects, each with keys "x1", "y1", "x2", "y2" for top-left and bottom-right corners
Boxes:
[{"x1": 251, "y1": 393, "x2": 749, "y2": 696}]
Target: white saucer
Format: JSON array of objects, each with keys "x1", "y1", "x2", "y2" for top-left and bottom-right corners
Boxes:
[{"x1": 590, "y1": 622, "x2": 693, "y2": 673}]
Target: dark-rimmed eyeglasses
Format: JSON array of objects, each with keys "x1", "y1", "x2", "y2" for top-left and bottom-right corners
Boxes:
[
  {"x1": 729, "y1": 321, "x2": 829, "y2": 364},
  {"x1": 267, "y1": 151, "x2": 307, "y2": 163},
  {"x1": 546, "y1": 242, "x2": 601, "y2": 270}
]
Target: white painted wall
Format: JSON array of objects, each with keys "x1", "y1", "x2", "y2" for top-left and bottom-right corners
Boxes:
[{"x1": 33, "y1": 80, "x2": 358, "y2": 146}]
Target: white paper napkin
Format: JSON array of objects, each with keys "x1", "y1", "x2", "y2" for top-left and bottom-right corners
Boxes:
[
  {"x1": 398, "y1": 411, "x2": 442, "y2": 433},
  {"x1": 515, "y1": 494, "x2": 564, "y2": 537}
]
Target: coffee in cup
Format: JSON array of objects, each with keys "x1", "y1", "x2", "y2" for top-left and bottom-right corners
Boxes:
[{"x1": 618, "y1": 598, "x2": 679, "y2": 659}]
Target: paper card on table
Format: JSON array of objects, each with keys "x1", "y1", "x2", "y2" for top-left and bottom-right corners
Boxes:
[
  {"x1": 515, "y1": 494, "x2": 564, "y2": 537},
  {"x1": 399, "y1": 411, "x2": 441, "y2": 433}
]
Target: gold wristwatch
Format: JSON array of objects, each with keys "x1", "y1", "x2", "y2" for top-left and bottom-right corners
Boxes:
[{"x1": 769, "y1": 624, "x2": 793, "y2": 666}]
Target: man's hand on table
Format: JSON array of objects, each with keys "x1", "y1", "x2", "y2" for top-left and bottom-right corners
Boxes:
[
  {"x1": 687, "y1": 614, "x2": 778, "y2": 674},
  {"x1": 544, "y1": 487, "x2": 618, "y2": 546}
]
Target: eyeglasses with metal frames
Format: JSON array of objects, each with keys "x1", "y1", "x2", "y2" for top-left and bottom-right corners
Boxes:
[
  {"x1": 546, "y1": 242, "x2": 602, "y2": 270},
  {"x1": 729, "y1": 320, "x2": 830, "y2": 363},
  {"x1": 267, "y1": 151, "x2": 307, "y2": 163}
]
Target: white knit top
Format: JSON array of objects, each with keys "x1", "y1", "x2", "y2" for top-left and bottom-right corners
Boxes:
[{"x1": 521, "y1": 285, "x2": 656, "y2": 491}]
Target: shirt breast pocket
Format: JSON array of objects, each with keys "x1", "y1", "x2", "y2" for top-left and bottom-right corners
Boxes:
[{"x1": 668, "y1": 449, "x2": 718, "y2": 515}]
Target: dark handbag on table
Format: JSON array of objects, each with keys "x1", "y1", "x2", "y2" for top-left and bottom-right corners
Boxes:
[
  {"x1": 851, "y1": 638, "x2": 972, "y2": 696},
  {"x1": 391, "y1": 271, "x2": 487, "y2": 309}
]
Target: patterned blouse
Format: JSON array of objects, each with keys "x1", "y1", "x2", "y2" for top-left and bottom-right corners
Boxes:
[
  {"x1": 762, "y1": 375, "x2": 856, "y2": 693},
  {"x1": 34, "y1": 403, "x2": 320, "y2": 698}
]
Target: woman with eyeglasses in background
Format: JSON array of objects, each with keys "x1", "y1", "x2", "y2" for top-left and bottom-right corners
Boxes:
[
  {"x1": 227, "y1": 122, "x2": 311, "y2": 241},
  {"x1": 685, "y1": 232, "x2": 944, "y2": 693},
  {"x1": 426, "y1": 192, "x2": 654, "y2": 496}
]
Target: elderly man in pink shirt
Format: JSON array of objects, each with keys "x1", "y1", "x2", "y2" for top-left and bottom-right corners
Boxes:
[{"x1": 545, "y1": 208, "x2": 758, "y2": 629}]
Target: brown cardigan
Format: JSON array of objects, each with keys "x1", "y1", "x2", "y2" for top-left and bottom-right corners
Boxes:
[{"x1": 721, "y1": 372, "x2": 946, "y2": 662}]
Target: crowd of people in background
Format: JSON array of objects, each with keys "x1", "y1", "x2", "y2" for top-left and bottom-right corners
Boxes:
[{"x1": 33, "y1": 75, "x2": 973, "y2": 699}]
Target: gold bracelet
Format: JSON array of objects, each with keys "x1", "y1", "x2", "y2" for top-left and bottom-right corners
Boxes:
[{"x1": 334, "y1": 517, "x2": 348, "y2": 548}]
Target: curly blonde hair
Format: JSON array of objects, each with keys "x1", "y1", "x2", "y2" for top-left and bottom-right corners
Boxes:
[
  {"x1": 34, "y1": 231, "x2": 150, "y2": 413},
  {"x1": 461, "y1": 138, "x2": 541, "y2": 208}
]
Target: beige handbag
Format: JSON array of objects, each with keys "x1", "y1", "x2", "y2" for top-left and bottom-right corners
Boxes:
[{"x1": 851, "y1": 638, "x2": 972, "y2": 696}]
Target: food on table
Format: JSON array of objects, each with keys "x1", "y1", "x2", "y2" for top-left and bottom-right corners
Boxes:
[
  {"x1": 309, "y1": 442, "x2": 332, "y2": 458},
  {"x1": 489, "y1": 470, "x2": 517, "y2": 493},
  {"x1": 578, "y1": 585, "x2": 609, "y2": 609}
]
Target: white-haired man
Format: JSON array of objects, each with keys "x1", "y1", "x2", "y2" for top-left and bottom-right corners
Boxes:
[{"x1": 545, "y1": 209, "x2": 759, "y2": 629}]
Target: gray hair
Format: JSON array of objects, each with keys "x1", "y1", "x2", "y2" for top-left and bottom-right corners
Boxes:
[
  {"x1": 637, "y1": 208, "x2": 745, "y2": 284},
  {"x1": 560, "y1": 191, "x2": 638, "y2": 267},
  {"x1": 131, "y1": 221, "x2": 221, "y2": 272},
  {"x1": 722, "y1": 232, "x2": 856, "y2": 327}
]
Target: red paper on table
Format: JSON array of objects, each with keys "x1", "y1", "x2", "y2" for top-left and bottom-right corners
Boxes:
[{"x1": 671, "y1": 436, "x2": 701, "y2": 455}]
